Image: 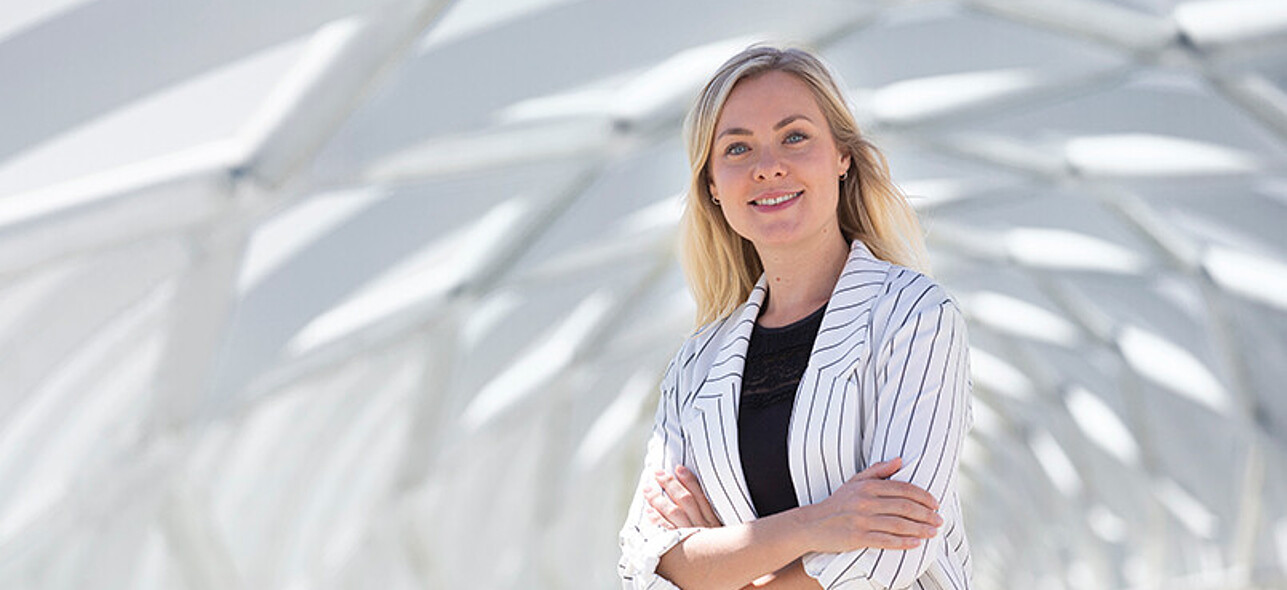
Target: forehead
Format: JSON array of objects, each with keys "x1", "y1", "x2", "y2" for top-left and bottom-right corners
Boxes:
[{"x1": 716, "y1": 70, "x2": 825, "y2": 131}]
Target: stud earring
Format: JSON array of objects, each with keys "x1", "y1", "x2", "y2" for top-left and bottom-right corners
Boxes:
[{"x1": 711, "y1": 195, "x2": 721, "y2": 205}]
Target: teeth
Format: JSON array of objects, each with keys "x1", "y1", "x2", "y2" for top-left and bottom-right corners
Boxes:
[{"x1": 755, "y1": 191, "x2": 802, "y2": 206}]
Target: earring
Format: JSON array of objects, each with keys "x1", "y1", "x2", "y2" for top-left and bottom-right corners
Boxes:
[
  {"x1": 711, "y1": 195, "x2": 721, "y2": 205},
  {"x1": 839, "y1": 171, "x2": 848, "y2": 181}
]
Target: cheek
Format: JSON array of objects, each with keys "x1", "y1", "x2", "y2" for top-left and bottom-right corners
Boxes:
[
  {"x1": 715, "y1": 198, "x2": 752, "y2": 235},
  {"x1": 804, "y1": 148, "x2": 836, "y2": 172},
  {"x1": 708, "y1": 161, "x2": 731, "y2": 182},
  {"x1": 707, "y1": 166, "x2": 737, "y2": 198}
]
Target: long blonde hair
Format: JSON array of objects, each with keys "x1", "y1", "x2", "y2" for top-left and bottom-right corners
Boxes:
[{"x1": 681, "y1": 44, "x2": 931, "y2": 326}]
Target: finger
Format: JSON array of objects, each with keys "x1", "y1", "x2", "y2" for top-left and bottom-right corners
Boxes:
[
  {"x1": 869, "y1": 497, "x2": 944, "y2": 527},
  {"x1": 854, "y1": 457, "x2": 901, "y2": 481},
  {"x1": 656, "y1": 471, "x2": 703, "y2": 527},
  {"x1": 641, "y1": 484, "x2": 668, "y2": 519},
  {"x1": 864, "y1": 514, "x2": 940, "y2": 539},
  {"x1": 868, "y1": 480, "x2": 940, "y2": 511},
  {"x1": 860, "y1": 531, "x2": 925, "y2": 550},
  {"x1": 644, "y1": 482, "x2": 693, "y2": 528},
  {"x1": 672, "y1": 466, "x2": 716, "y2": 526},
  {"x1": 657, "y1": 498, "x2": 695, "y2": 528},
  {"x1": 644, "y1": 504, "x2": 676, "y2": 530},
  {"x1": 653, "y1": 472, "x2": 698, "y2": 528},
  {"x1": 675, "y1": 465, "x2": 720, "y2": 526},
  {"x1": 642, "y1": 481, "x2": 663, "y2": 508}
]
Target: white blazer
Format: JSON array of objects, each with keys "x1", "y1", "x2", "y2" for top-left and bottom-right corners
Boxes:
[{"x1": 619, "y1": 240, "x2": 975, "y2": 590}]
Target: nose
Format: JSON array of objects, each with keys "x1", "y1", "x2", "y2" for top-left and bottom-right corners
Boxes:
[{"x1": 752, "y1": 150, "x2": 786, "y2": 181}]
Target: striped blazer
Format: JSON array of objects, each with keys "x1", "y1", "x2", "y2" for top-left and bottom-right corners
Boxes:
[{"x1": 619, "y1": 239, "x2": 975, "y2": 590}]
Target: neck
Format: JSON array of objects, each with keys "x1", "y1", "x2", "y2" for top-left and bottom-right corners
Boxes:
[{"x1": 754, "y1": 228, "x2": 850, "y2": 328}]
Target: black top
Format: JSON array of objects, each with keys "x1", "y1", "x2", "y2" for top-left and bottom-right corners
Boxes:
[{"x1": 738, "y1": 302, "x2": 827, "y2": 518}]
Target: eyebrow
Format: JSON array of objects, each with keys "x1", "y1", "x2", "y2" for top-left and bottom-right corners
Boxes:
[{"x1": 715, "y1": 114, "x2": 813, "y2": 140}]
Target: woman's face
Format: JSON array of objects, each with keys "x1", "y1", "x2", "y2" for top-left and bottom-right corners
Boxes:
[{"x1": 707, "y1": 70, "x2": 850, "y2": 250}]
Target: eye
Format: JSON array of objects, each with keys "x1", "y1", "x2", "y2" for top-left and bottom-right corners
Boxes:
[
  {"x1": 724, "y1": 142, "x2": 749, "y2": 156},
  {"x1": 785, "y1": 131, "x2": 809, "y2": 144}
]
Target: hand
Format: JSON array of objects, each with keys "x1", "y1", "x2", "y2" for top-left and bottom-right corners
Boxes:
[
  {"x1": 802, "y1": 457, "x2": 943, "y2": 553},
  {"x1": 642, "y1": 464, "x2": 722, "y2": 529}
]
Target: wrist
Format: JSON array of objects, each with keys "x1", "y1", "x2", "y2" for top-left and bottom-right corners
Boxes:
[{"x1": 785, "y1": 503, "x2": 820, "y2": 554}]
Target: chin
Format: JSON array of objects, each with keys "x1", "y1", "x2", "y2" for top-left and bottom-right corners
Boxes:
[
  {"x1": 745, "y1": 221, "x2": 842, "y2": 250},
  {"x1": 745, "y1": 231, "x2": 812, "y2": 249}
]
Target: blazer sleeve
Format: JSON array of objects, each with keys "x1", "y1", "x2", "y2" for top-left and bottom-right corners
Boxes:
[
  {"x1": 802, "y1": 294, "x2": 974, "y2": 589},
  {"x1": 618, "y1": 352, "x2": 703, "y2": 589}
]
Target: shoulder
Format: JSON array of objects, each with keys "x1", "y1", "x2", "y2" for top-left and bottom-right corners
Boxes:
[
  {"x1": 870, "y1": 264, "x2": 964, "y2": 338},
  {"x1": 876, "y1": 263, "x2": 960, "y2": 310},
  {"x1": 663, "y1": 305, "x2": 746, "y2": 386},
  {"x1": 676, "y1": 311, "x2": 737, "y2": 366}
]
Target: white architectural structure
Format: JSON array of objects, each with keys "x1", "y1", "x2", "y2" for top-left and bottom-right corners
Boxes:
[{"x1": 2, "y1": 0, "x2": 1286, "y2": 588}]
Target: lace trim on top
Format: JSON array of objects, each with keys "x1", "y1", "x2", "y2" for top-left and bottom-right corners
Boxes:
[{"x1": 741, "y1": 303, "x2": 826, "y2": 409}]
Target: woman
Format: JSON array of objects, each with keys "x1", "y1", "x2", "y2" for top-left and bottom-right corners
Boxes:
[{"x1": 618, "y1": 45, "x2": 974, "y2": 590}]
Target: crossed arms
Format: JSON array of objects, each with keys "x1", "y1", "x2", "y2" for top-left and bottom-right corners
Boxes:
[
  {"x1": 620, "y1": 300, "x2": 973, "y2": 590},
  {"x1": 645, "y1": 459, "x2": 939, "y2": 589}
]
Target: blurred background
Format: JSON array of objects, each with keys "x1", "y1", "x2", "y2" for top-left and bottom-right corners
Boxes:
[{"x1": 3, "y1": 0, "x2": 1287, "y2": 588}]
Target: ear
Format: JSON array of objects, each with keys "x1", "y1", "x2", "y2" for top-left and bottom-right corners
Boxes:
[
  {"x1": 708, "y1": 181, "x2": 719, "y2": 200},
  {"x1": 839, "y1": 152, "x2": 851, "y2": 175}
]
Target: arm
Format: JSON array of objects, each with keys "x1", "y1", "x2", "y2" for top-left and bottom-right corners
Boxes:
[
  {"x1": 619, "y1": 357, "x2": 701, "y2": 589},
  {"x1": 655, "y1": 506, "x2": 818, "y2": 590},
  {"x1": 631, "y1": 301, "x2": 952, "y2": 589},
  {"x1": 647, "y1": 459, "x2": 941, "y2": 590},
  {"x1": 746, "y1": 559, "x2": 822, "y2": 589},
  {"x1": 641, "y1": 465, "x2": 820, "y2": 589},
  {"x1": 802, "y1": 298, "x2": 973, "y2": 589}
]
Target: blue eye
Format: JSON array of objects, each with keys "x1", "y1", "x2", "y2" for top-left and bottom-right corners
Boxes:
[
  {"x1": 785, "y1": 131, "x2": 808, "y2": 144},
  {"x1": 725, "y1": 143, "x2": 748, "y2": 156}
]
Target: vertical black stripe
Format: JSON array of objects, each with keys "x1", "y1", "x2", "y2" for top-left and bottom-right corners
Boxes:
[
  {"x1": 676, "y1": 380, "x2": 687, "y2": 469},
  {"x1": 715, "y1": 397, "x2": 755, "y2": 519},
  {"x1": 908, "y1": 309, "x2": 960, "y2": 578},
  {"x1": 886, "y1": 305, "x2": 948, "y2": 584},
  {"x1": 817, "y1": 373, "x2": 838, "y2": 492},
  {"x1": 899, "y1": 306, "x2": 946, "y2": 460},
  {"x1": 876, "y1": 311, "x2": 923, "y2": 460},
  {"x1": 800, "y1": 374, "x2": 821, "y2": 503},
  {"x1": 836, "y1": 372, "x2": 847, "y2": 487},
  {"x1": 699, "y1": 410, "x2": 737, "y2": 521}
]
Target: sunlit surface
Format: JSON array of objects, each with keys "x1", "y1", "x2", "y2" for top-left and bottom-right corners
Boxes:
[{"x1": 2, "y1": 1, "x2": 1286, "y2": 589}]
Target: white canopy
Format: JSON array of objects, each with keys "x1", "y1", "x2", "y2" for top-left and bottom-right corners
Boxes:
[{"x1": 2, "y1": 0, "x2": 1286, "y2": 588}]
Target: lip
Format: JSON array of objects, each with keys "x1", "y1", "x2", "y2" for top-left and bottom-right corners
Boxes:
[
  {"x1": 749, "y1": 189, "x2": 803, "y2": 211},
  {"x1": 748, "y1": 189, "x2": 802, "y2": 204}
]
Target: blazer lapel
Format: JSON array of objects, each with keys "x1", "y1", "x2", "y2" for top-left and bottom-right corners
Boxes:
[
  {"x1": 789, "y1": 240, "x2": 889, "y2": 506},
  {"x1": 684, "y1": 281, "x2": 766, "y2": 524}
]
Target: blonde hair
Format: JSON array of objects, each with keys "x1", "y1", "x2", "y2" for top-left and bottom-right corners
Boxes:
[{"x1": 681, "y1": 44, "x2": 932, "y2": 327}]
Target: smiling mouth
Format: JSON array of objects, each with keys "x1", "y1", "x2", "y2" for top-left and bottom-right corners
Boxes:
[{"x1": 751, "y1": 190, "x2": 803, "y2": 206}]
